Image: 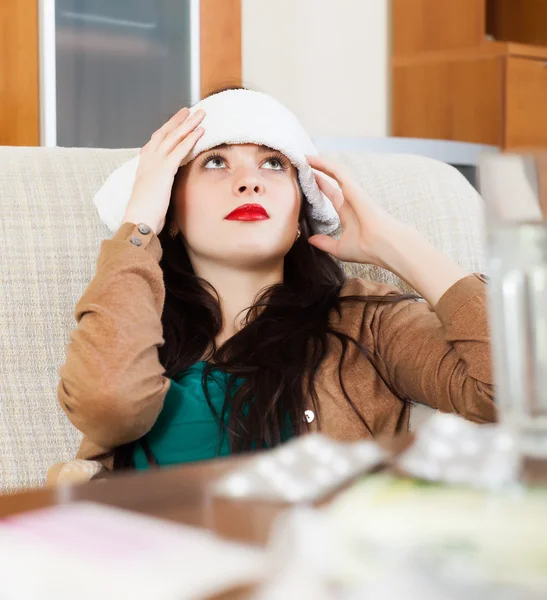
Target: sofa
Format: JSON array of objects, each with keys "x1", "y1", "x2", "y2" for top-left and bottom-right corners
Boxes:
[{"x1": 0, "y1": 147, "x2": 486, "y2": 493}]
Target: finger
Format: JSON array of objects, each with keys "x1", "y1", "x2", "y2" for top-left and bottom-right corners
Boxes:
[
  {"x1": 170, "y1": 126, "x2": 205, "y2": 168},
  {"x1": 307, "y1": 234, "x2": 339, "y2": 256},
  {"x1": 160, "y1": 109, "x2": 206, "y2": 155},
  {"x1": 148, "y1": 107, "x2": 190, "y2": 150},
  {"x1": 306, "y1": 155, "x2": 362, "y2": 199},
  {"x1": 306, "y1": 154, "x2": 367, "y2": 220},
  {"x1": 313, "y1": 170, "x2": 355, "y2": 229},
  {"x1": 313, "y1": 170, "x2": 345, "y2": 212}
]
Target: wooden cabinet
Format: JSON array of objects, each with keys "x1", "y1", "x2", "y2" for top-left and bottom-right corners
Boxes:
[
  {"x1": 392, "y1": 0, "x2": 547, "y2": 149},
  {"x1": 0, "y1": 0, "x2": 40, "y2": 146},
  {"x1": 393, "y1": 52, "x2": 504, "y2": 146},
  {"x1": 393, "y1": 0, "x2": 485, "y2": 56},
  {"x1": 200, "y1": 0, "x2": 242, "y2": 98},
  {"x1": 505, "y1": 56, "x2": 547, "y2": 148}
]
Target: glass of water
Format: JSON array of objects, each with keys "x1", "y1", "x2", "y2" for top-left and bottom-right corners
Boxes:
[{"x1": 479, "y1": 152, "x2": 547, "y2": 458}]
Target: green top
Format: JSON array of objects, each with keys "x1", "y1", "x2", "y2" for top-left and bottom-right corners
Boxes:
[{"x1": 133, "y1": 361, "x2": 245, "y2": 470}]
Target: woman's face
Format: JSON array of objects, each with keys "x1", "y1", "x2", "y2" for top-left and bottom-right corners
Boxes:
[{"x1": 171, "y1": 143, "x2": 302, "y2": 268}]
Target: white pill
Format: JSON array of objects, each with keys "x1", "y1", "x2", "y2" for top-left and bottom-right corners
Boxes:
[
  {"x1": 428, "y1": 439, "x2": 454, "y2": 460},
  {"x1": 257, "y1": 458, "x2": 279, "y2": 476},
  {"x1": 352, "y1": 443, "x2": 376, "y2": 461},
  {"x1": 494, "y1": 432, "x2": 516, "y2": 451},
  {"x1": 312, "y1": 466, "x2": 334, "y2": 485},
  {"x1": 330, "y1": 457, "x2": 352, "y2": 476},
  {"x1": 269, "y1": 470, "x2": 293, "y2": 489},
  {"x1": 302, "y1": 435, "x2": 327, "y2": 454},
  {"x1": 315, "y1": 447, "x2": 337, "y2": 463},
  {"x1": 222, "y1": 474, "x2": 253, "y2": 497},
  {"x1": 445, "y1": 465, "x2": 470, "y2": 483},
  {"x1": 283, "y1": 486, "x2": 313, "y2": 503},
  {"x1": 437, "y1": 416, "x2": 462, "y2": 436},
  {"x1": 460, "y1": 439, "x2": 480, "y2": 456},
  {"x1": 277, "y1": 450, "x2": 298, "y2": 466}
]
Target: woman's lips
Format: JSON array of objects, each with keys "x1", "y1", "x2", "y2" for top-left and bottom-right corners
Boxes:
[{"x1": 225, "y1": 204, "x2": 270, "y2": 221}]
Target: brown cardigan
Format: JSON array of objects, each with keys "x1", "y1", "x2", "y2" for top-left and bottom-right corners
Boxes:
[{"x1": 57, "y1": 222, "x2": 497, "y2": 471}]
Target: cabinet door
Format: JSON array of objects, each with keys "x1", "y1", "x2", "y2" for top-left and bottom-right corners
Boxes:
[
  {"x1": 393, "y1": 56, "x2": 504, "y2": 145},
  {"x1": 0, "y1": 0, "x2": 39, "y2": 145},
  {"x1": 392, "y1": 0, "x2": 486, "y2": 56},
  {"x1": 505, "y1": 57, "x2": 547, "y2": 149}
]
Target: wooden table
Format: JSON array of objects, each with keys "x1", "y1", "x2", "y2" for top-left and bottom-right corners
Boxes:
[
  {"x1": 0, "y1": 456, "x2": 290, "y2": 546},
  {"x1": 1, "y1": 443, "x2": 546, "y2": 599},
  {"x1": 1, "y1": 430, "x2": 546, "y2": 537},
  {"x1": 1, "y1": 436, "x2": 545, "y2": 547},
  {"x1": 0, "y1": 435, "x2": 417, "y2": 544}
]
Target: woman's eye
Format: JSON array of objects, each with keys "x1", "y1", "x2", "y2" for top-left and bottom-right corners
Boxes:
[
  {"x1": 263, "y1": 158, "x2": 284, "y2": 170},
  {"x1": 204, "y1": 157, "x2": 225, "y2": 169},
  {"x1": 203, "y1": 155, "x2": 286, "y2": 170}
]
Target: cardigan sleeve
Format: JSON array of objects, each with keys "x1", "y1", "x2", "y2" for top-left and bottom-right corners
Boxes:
[
  {"x1": 57, "y1": 222, "x2": 170, "y2": 450},
  {"x1": 345, "y1": 274, "x2": 497, "y2": 423}
]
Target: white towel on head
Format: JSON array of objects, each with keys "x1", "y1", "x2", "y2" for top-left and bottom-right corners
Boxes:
[{"x1": 93, "y1": 89, "x2": 341, "y2": 235}]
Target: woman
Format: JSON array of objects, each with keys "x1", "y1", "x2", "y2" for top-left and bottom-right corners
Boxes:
[{"x1": 50, "y1": 88, "x2": 496, "y2": 481}]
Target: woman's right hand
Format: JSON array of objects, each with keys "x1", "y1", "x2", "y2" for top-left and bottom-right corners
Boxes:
[{"x1": 123, "y1": 107, "x2": 206, "y2": 235}]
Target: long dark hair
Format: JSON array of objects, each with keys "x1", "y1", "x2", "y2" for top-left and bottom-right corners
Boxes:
[{"x1": 109, "y1": 87, "x2": 417, "y2": 470}]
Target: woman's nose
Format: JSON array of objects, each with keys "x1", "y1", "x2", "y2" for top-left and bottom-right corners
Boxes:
[
  {"x1": 237, "y1": 183, "x2": 263, "y2": 194},
  {"x1": 234, "y1": 175, "x2": 264, "y2": 196}
]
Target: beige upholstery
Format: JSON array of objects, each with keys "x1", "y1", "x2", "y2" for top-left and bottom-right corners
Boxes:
[{"x1": 0, "y1": 147, "x2": 486, "y2": 493}]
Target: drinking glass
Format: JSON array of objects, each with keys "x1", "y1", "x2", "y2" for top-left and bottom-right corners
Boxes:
[{"x1": 478, "y1": 151, "x2": 547, "y2": 458}]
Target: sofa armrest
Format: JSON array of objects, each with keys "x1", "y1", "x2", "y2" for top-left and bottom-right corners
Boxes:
[{"x1": 46, "y1": 459, "x2": 105, "y2": 487}]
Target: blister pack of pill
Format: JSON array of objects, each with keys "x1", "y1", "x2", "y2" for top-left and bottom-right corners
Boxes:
[
  {"x1": 397, "y1": 413, "x2": 519, "y2": 488},
  {"x1": 213, "y1": 433, "x2": 387, "y2": 503}
]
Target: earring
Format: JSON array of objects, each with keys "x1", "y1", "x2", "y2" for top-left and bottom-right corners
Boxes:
[
  {"x1": 295, "y1": 229, "x2": 301, "y2": 241},
  {"x1": 169, "y1": 227, "x2": 178, "y2": 240}
]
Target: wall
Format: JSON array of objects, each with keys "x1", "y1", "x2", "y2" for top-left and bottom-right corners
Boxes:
[{"x1": 242, "y1": 0, "x2": 390, "y2": 138}]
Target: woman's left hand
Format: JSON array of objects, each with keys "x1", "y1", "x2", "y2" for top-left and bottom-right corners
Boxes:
[
  {"x1": 305, "y1": 155, "x2": 407, "y2": 268},
  {"x1": 306, "y1": 155, "x2": 471, "y2": 306}
]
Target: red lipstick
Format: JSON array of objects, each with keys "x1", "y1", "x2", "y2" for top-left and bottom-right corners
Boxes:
[{"x1": 225, "y1": 204, "x2": 269, "y2": 221}]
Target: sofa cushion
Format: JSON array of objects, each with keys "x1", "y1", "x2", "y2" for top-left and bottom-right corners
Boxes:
[{"x1": 0, "y1": 147, "x2": 137, "y2": 492}]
